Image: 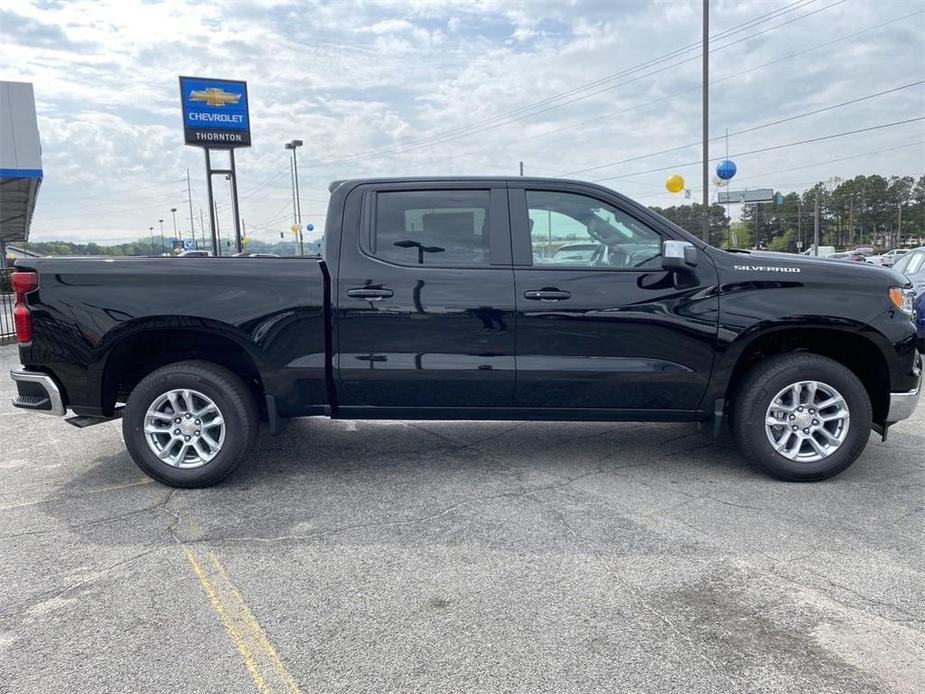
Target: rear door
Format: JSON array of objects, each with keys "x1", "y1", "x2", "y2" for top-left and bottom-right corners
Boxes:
[
  {"x1": 509, "y1": 183, "x2": 719, "y2": 412},
  {"x1": 334, "y1": 181, "x2": 516, "y2": 409}
]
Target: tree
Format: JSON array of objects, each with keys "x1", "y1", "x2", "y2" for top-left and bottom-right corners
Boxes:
[{"x1": 648, "y1": 203, "x2": 730, "y2": 246}]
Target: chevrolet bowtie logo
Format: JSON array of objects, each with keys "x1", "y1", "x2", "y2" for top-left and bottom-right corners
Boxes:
[{"x1": 189, "y1": 87, "x2": 242, "y2": 107}]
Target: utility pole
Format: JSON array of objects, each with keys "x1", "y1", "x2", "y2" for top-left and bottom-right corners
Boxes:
[
  {"x1": 519, "y1": 161, "x2": 524, "y2": 176},
  {"x1": 170, "y1": 207, "x2": 178, "y2": 244},
  {"x1": 158, "y1": 218, "x2": 165, "y2": 252},
  {"x1": 186, "y1": 168, "x2": 195, "y2": 248},
  {"x1": 896, "y1": 203, "x2": 902, "y2": 249},
  {"x1": 813, "y1": 190, "x2": 820, "y2": 256},
  {"x1": 199, "y1": 207, "x2": 206, "y2": 251},
  {"x1": 848, "y1": 197, "x2": 854, "y2": 247},
  {"x1": 798, "y1": 200, "x2": 802, "y2": 251},
  {"x1": 701, "y1": 0, "x2": 710, "y2": 244}
]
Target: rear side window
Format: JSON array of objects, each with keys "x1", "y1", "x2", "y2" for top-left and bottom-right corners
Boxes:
[
  {"x1": 372, "y1": 190, "x2": 491, "y2": 266},
  {"x1": 904, "y1": 251, "x2": 925, "y2": 275},
  {"x1": 893, "y1": 251, "x2": 922, "y2": 275}
]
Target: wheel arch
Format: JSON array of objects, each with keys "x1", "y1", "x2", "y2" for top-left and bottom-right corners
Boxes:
[
  {"x1": 723, "y1": 326, "x2": 891, "y2": 425},
  {"x1": 99, "y1": 322, "x2": 266, "y2": 417}
]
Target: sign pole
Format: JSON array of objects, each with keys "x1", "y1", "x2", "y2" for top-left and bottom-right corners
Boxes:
[
  {"x1": 204, "y1": 148, "x2": 219, "y2": 256},
  {"x1": 186, "y1": 168, "x2": 195, "y2": 248},
  {"x1": 179, "y1": 76, "x2": 251, "y2": 257},
  {"x1": 229, "y1": 148, "x2": 243, "y2": 253}
]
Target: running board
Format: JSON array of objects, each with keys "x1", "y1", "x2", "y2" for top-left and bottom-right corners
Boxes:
[{"x1": 66, "y1": 407, "x2": 124, "y2": 428}]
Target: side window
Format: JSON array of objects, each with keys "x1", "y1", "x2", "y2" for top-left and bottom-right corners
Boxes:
[
  {"x1": 898, "y1": 251, "x2": 924, "y2": 275},
  {"x1": 372, "y1": 190, "x2": 491, "y2": 266},
  {"x1": 892, "y1": 252, "x2": 912, "y2": 274},
  {"x1": 526, "y1": 190, "x2": 663, "y2": 269}
]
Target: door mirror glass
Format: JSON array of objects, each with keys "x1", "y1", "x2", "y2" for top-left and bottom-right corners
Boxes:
[{"x1": 662, "y1": 240, "x2": 698, "y2": 270}]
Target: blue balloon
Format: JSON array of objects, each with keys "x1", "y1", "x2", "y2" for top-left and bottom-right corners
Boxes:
[
  {"x1": 306, "y1": 223, "x2": 314, "y2": 231},
  {"x1": 716, "y1": 159, "x2": 737, "y2": 180}
]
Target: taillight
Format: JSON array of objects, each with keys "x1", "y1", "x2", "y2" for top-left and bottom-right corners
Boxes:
[{"x1": 11, "y1": 271, "x2": 38, "y2": 343}]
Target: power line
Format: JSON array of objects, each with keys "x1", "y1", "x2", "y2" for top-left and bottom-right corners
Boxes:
[
  {"x1": 316, "y1": 0, "x2": 845, "y2": 163},
  {"x1": 560, "y1": 80, "x2": 925, "y2": 178},
  {"x1": 35, "y1": 191, "x2": 188, "y2": 221},
  {"x1": 414, "y1": 0, "x2": 819, "y2": 140},
  {"x1": 643, "y1": 141, "x2": 925, "y2": 198},
  {"x1": 39, "y1": 177, "x2": 186, "y2": 203},
  {"x1": 416, "y1": 10, "x2": 925, "y2": 172},
  {"x1": 592, "y1": 117, "x2": 925, "y2": 183}
]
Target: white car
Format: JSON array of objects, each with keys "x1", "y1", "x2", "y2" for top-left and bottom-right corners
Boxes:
[{"x1": 868, "y1": 249, "x2": 908, "y2": 267}]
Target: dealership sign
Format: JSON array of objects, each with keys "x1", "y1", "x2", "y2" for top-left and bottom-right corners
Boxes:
[{"x1": 179, "y1": 76, "x2": 250, "y2": 148}]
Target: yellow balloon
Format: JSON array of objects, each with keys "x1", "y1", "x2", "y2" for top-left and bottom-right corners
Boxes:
[
  {"x1": 290, "y1": 224, "x2": 299, "y2": 233},
  {"x1": 665, "y1": 174, "x2": 685, "y2": 193}
]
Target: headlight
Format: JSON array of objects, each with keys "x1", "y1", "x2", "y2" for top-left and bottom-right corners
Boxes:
[{"x1": 889, "y1": 287, "x2": 915, "y2": 316}]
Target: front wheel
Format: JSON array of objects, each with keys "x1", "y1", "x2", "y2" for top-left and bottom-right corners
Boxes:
[
  {"x1": 122, "y1": 361, "x2": 259, "y2": 487},
  {"x1": 733, "y1": 353, "x2": 872, "y2": 482}
]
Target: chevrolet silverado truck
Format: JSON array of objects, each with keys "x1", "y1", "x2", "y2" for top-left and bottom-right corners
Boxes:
[{"x1": 10, "y1": 177, "x2": 922, "y2": 487}]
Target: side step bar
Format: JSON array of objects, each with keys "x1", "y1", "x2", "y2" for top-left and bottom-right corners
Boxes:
[{"x1": 66, "y1": 407, "x2": 124, "y2": 428}]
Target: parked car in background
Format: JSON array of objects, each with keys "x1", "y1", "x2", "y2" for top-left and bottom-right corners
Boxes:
[
  {"x1": 801, "y1": 246, "x2": 835, "y2": 257},
  {"x1": 891, "y1": 247, "x2": 925, "y2": 351},
  {"x1": 551, "y1": 242, "x2": 599, "y2": 264},
  {"x1": 177, "y1": 250, "x2": 212, "y2": 257},
  {"x1": 827, "y1": 251, "x2": 867, "y2": 262},
  {"x1": 868, "y1": 249, "x2": 908, "y2": 267}
]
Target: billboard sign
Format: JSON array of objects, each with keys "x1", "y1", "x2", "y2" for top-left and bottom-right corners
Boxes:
[
  {"x1": 718, "y1": 188, "x2": 775, "y2": 204},
  {"x1": 179, "y1": 76, "x2": 250, "y2": 148}
]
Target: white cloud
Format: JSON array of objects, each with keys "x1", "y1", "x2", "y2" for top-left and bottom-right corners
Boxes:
[{"x1": 0, "y1": 0, "x2": 920, "y2": 243}]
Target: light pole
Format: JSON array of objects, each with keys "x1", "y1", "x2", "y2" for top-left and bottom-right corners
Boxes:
[
  {"x1": 170, "y1": 207, "x2": 179, "y2": 245},
  {"x1": 214, "y1": 199, "x2": 223, "y2": 252},
  {"x1": 149, "y1": 226, "x2": 155, "y2": 255},
  {"x1": 158, "y1": 218, "x2": 165, "y2": 252},
  {"x1": 285, "y1": 139, "x2": 305, "y2": 255}
]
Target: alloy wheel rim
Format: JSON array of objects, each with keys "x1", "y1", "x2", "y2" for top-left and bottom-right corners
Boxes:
[
  {"x1": 765, "y1": 380, "x2": 850, "y2": 463},
  {"x1": 143, "y1": 389, "x2": 225, "y2": 469}
]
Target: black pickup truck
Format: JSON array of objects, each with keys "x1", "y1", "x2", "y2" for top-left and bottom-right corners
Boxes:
[{"x1": 10, "y1": 177, "x2": 922, "y2": 487}]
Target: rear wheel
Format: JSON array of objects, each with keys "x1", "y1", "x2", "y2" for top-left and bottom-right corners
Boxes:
[
  {"x1": 122, "y1": 361, "x2": 258, "y2": 487},
  {"x1": 733, "y1": 353, "x2": 872, "y2": 481}
]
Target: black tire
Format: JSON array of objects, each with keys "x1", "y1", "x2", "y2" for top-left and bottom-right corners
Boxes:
[
  {"x1": 122, "y1": 360, "x2": 259, "y2": 488},
  {"x1": 732, "y1": 353, "x2": 872, "y2": 482}
]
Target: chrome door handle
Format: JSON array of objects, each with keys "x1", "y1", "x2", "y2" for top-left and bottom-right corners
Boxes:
[{"x1": 524, "y1": 289, "x2": 571, "y2": 302}]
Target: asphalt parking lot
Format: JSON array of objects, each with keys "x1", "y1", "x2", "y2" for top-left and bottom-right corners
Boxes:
[{"x1": 1, "y1": 343, "x2": 923, "y2": 693}]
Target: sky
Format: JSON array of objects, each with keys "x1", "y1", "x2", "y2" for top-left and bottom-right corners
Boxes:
[{"x1": 2, "y1": 0, "x2": 924, "y2": 245}]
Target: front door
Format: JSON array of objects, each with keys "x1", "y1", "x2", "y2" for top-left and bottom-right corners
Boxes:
[
  {"x1": 510, "y1": 184, "x2": 718, "y2": 412},
  {"x1": 335, "y1": 183, "x2": 516, "y2": 409}
]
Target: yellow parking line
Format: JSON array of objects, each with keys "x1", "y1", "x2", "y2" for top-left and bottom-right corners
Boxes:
[
  {"x1": 182, "y1": 546, "x2": 270, "y2": 693},
  {"x1": 208, "y1": 552, "x2": 302, "y2": 694},
  {"x1": 182, "y1": 545, "x2": 301, "y2": 693}
]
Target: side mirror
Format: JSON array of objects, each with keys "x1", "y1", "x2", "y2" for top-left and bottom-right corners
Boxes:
[{"x1": 662, "y1": 240, "x2": 698, "y2": 270}]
